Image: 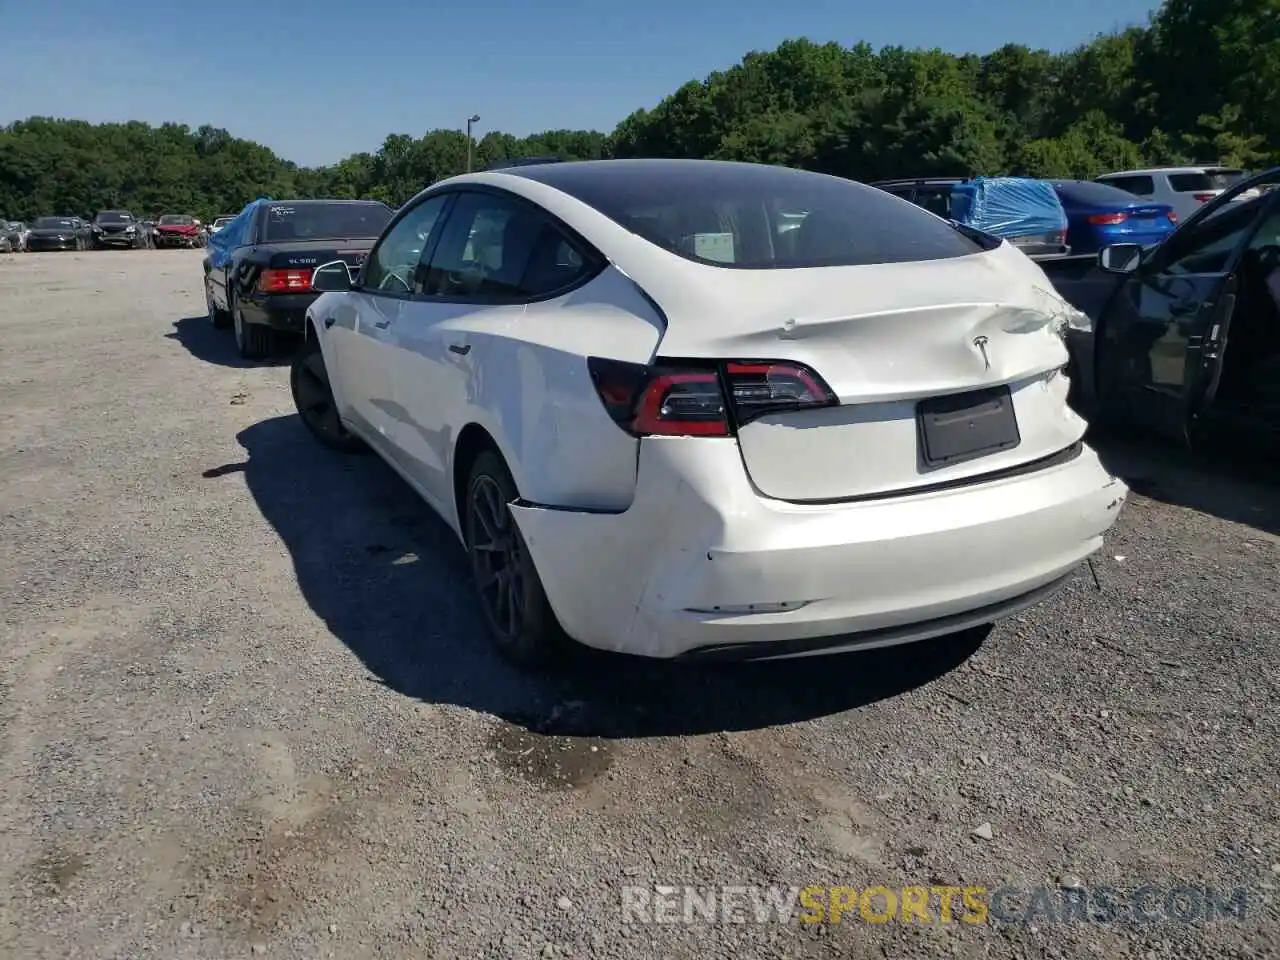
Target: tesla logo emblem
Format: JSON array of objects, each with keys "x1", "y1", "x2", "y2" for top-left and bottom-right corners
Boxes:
[{"x1": 973, "y1": 335, "x2": 991, "y2": 370}]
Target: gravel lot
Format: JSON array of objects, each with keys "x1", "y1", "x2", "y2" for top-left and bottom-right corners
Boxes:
[{"x1": 1, "y1": 249, "x2": 1278, "y2": 959}]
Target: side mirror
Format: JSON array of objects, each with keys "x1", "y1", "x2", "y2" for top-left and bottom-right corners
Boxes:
[
  {"x1": 311, "y1": 260, "x2": 353, "y2": 293},
  {"x1": 1098, "y1": 243, "x2": 1143, "y2": 275}
]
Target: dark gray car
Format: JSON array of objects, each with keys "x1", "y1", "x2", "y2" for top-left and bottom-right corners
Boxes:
[
  {"x1": 92, "y1": 210, "x2": 151, "y2": 249},
  {"x1": 26, "y1": 216, "x2": 93, "y2": 251}
]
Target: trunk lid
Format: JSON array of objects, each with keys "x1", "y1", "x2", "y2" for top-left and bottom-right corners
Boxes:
[
  {"x1": 645, "y1": 243, "x2": 1084, "y2": 502},
  {"x1": 1126, "y1": 204, "x2": 1169, "y2": 220},
  {"x1": 264, "y1": 238, "x2": 376, "y2": 273}
]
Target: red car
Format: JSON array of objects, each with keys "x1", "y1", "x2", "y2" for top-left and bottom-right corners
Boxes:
[{"x1": 154, "y1": 214, "x2": 205, "y2": 249}]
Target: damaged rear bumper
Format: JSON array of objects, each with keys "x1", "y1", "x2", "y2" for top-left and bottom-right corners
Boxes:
[{"x1": 509, "y1": 438, "x2": 1127, "y2": 660}]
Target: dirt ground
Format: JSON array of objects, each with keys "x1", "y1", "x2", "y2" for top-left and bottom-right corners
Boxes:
[{"x1": 1, "y1": 249, "x2": 1277, "y2": 959}]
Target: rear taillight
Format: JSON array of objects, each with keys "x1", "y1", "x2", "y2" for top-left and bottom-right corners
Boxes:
[
  {"x1": 1168, "y1": 211, "x2": 1178, "y2": 223},
  {"x1": 1087, "y1": 212, "x2": 1128, "y2": 225},
  {"x1": 587, "y1": 357, "x2": 836, "y2": 438},
  {"x1": 1194, "y1": 192, "x2": 1216, "y2": 204},
  {"x1": 724, "y1": 361, "x2": 836, "y2": 421},
  {"x1": 258, "y1": 268, "x2": 312, "y2": 293}
]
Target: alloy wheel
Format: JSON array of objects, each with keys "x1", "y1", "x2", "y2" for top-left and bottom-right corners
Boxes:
[{"x1": 467, "y1": 475, "x2": 524, "y2": 641}]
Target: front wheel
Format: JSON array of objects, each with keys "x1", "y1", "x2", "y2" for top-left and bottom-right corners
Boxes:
[
  {"x1": 290, "y1": 337, "x2": 363, "y2": 452},
  {"x1": 464, "y1": 450, "x2": 564, "y2": 666}
]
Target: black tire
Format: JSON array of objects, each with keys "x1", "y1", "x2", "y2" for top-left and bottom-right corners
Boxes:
[
  {"x1": 290, "y1": 336, "x2": 363, "y2": 452},
  {"x1": 464, "y1": 450, "x2": 564, "y2": 666},
  {"x1": 232, "y1": 292, "x2": 273, "y2": 360}
]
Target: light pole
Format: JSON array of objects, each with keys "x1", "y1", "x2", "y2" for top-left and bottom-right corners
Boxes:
[{"x1": 466, "y1": 114, "x2": 481, "y2": 172}]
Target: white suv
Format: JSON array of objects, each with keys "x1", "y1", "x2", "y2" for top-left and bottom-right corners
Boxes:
[{"x1": 1096, "y1": 166, "x2": 1250, "y2": 221}]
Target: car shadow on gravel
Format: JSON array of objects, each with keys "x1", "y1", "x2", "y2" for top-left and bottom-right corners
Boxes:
[
  {"x1": 166, "y1": 316, "x2": 293, "y2": 368},
  {"x1": 1090, "y1": 430, "x2": 1280, "y2": 537},
  {"x1": 216, "y1": 414, "x2": 986, "y2": 738}
]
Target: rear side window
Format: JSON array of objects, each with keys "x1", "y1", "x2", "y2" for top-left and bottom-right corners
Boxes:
[
  {"x1": 1168, "y1": 170, "x2": 1246, "y2": 193},
  {"x1": 518, "y1": 162, "x2": 983, "y2": 269},
  {"x1": 1099, "y1": 175, "x2": 1155, "y2": 196},
  {"x1": 422, "y1": 192, "x2": 597, "y2": 300}
]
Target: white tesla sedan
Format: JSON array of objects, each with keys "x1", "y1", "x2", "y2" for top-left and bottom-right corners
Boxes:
[{"x1": 292, "y1": 159, "x2": 1127, "y2": 665}]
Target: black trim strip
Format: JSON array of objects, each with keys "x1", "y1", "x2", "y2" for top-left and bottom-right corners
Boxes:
[
  {"x1": 769, "y1": 441, "x2": 1084, "y2": 507},
  {"x1": 674, "y1": 571, "x2": 1076, "y2": 662}
]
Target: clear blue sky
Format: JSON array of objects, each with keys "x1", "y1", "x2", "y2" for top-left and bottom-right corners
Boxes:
[{"x1": 0, "y1": 0, "x2": 1159, "y2": 168}]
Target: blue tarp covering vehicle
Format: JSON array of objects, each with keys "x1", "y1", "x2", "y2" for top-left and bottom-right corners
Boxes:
[
  {"x1": 206, "y1": 197, "x2": 272, "y2": 269},
  {"x1": 950, "y1": 177, "x2": 1070, "y2": 257}
]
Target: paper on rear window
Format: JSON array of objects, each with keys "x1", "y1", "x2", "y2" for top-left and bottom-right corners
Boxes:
[{"x1": 693, "y1": 232, "x2": 735, "y2": 263}]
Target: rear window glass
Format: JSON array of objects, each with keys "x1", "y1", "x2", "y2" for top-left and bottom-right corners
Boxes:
[
  {"x1": 1169, "y1": 170, "x2": 1246, "y2": 193},
  {"x1": 1052, "y1": 180, "x2": 1147, "y2": 205},
  {"x1": 510, "y1": 161, "x2": 984, "y2": 269},
  {"x1": 263, "y1": 202, "x2": 393, "y2": 242},
  {"x1": 1098, "y1": 175, "x2": 1154, "y2": 196}
]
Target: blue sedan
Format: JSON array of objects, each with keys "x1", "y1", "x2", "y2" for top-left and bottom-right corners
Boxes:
[{"x1": 1048, "y1": 180, "x2": 1178, "y2": 255}]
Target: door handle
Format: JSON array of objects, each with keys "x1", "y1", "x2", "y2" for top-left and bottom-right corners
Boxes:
[
  {"x1": 372, "y1": 320, "x2": 391, "y2": 329},
  {"x1": 448, "y1": 343, "x2": 471, "y2": 355}
]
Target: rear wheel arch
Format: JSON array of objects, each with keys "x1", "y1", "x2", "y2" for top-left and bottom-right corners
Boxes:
[{"x1": 452, "y1": 424, "x2": 508, "y2": 537}]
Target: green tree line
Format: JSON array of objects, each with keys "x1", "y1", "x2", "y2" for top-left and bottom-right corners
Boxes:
[{"x1": 1, "y1": 0, "x2": 1275, "y2": 222}]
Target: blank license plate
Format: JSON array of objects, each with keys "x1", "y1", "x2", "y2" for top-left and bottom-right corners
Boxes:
[{"x1": 917, "y1": 386, "x2": 1020, "y2": 467}]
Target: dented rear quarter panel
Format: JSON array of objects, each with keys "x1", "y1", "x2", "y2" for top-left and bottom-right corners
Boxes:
[{"x1": 445, "y1": 264, "x2": 667, "y2": 513}]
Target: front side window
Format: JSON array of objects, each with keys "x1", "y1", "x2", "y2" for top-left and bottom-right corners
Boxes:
[
  {"x1": 360, "y1": 194, "x2": 449, "y2": 296},
  {"x1": 1161, "y1": 194, "x2": 1268, "y2": 275},
  {"x1": 422, "y1": 192, "x2": 596, "y2": 299}
]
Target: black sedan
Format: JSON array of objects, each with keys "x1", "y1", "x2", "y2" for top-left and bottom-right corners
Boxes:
[
  {"x1": 26, "y1": 216, "x2": 93, "y2": 251},
  {"x1": 204, "y1": 199, "x2": 393, "y2": 359},
  {"x1": 92, "y1": 210, "x2": 151, "y2": 249}
]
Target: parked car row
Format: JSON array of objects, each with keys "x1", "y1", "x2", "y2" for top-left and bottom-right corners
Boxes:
[
  {"x1": 872, "y1": 165, "x2": 1255, "y2": 259},
  {"x1": 4, "y1": 211, "x2": 211, "y2": 251}
]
